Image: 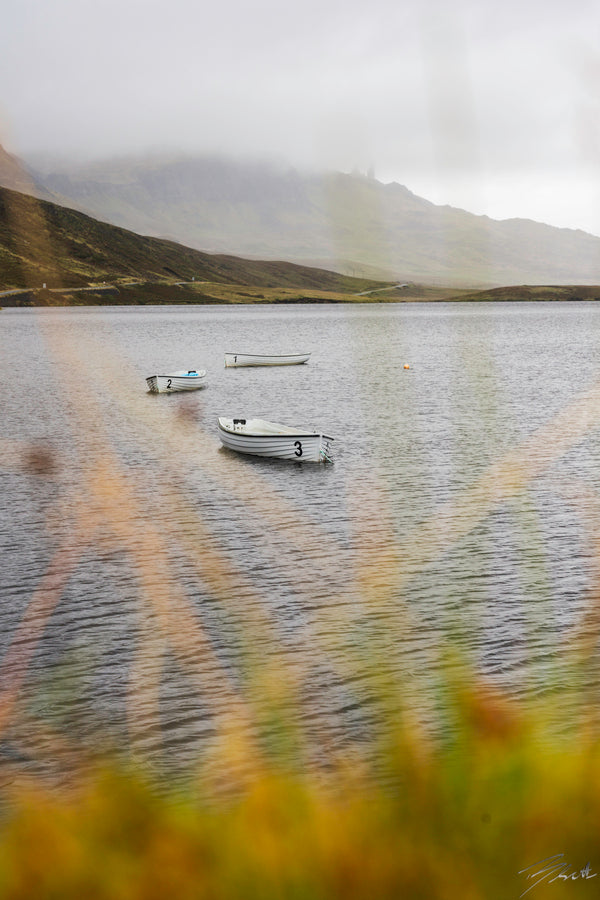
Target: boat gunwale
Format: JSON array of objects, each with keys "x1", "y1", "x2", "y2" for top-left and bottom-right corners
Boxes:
[
  {"x1": 224, "y1": 352, "x2": 310, "y2": 359},
  {"x1": 217, "y1": 418, "x2": 333, "y2": 441},
  {"x1": 147, "y1": 370, "x2": 206, "y2": 379}
]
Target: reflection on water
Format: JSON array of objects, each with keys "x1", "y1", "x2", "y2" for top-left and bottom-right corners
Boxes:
[{"x1": 2, "y1": 301, "x2": 600, "y2": 777}]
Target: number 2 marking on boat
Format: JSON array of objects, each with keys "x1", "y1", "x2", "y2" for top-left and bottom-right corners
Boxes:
[
  {"x1": 294, "y1": 441, "x2": 303, "y2": 457},
  {"x1": 167, "y1": 379, "x2": 172, "y2": 389}
]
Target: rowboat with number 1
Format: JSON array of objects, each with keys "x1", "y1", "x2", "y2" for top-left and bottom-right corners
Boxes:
[
  {"x1": 224, "y1": 352, "x2": 311, "y2": 367},
  {"x1": 146, "y1": 369, "x2": 207, "y2": 393},
  {"x1": 217, "y1": 417, "x2": 334, "y2": 462}
]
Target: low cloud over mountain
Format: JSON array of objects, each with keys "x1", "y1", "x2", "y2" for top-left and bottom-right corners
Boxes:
[{"x1": 5, "y1": 149, "x2": 600, "y2": 287}]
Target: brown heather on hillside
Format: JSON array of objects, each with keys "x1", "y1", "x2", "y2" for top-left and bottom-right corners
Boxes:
[{"x1": 0, "y1": 185, "x2": 389, "y2": 300}]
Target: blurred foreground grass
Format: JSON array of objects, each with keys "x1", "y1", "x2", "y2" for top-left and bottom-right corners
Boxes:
[{"x1": 0, "y1": 673, "x2": 599, "y2": 899}]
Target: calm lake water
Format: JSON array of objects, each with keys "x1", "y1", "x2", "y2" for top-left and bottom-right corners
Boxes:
[{"x1": 2, "y1": 301, "x2": 600, "y2": 776}]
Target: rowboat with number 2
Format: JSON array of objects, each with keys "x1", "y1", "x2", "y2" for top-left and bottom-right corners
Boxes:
[
  {"x1": 224, "y1": 352, "x2": 311, "y2": 367},
  {"x1": 217, "y1": 417, "x2": 334, "y2": 462},
  {"x1": 146, "y1": 369, "x2": 207, "y2": 393}
]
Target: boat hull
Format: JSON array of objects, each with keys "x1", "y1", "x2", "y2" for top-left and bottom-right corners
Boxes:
[
  {"x1": 218, "y1": 418, "x2": 333, "y2": 462},
  {"x1": 224, "y1": 352, "x2": 311, "y2": 367},
  {"x1": 146, "y1": 370, "x2": 207, "y2": 393}
]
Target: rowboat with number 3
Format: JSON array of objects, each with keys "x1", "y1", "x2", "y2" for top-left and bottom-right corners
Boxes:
[
  {"x1": 224, "y1": 352, "x2": 311, "y2": 367},
  {"x1": 217, "y1": 417, "x2": 334, "y2": 462},
  {"x1": 146, "y1": 369, "x2": 207, "y2": 393}
]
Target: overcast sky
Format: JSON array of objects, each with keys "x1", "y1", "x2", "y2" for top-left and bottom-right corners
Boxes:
[{"x1": 2, "y1": 0, "x2": 600, "y2": 234}]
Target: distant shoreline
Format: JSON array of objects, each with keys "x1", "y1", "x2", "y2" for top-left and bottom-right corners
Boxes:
[{"x1": 2, "y1": 283, "x2": 600, "y2": 307}]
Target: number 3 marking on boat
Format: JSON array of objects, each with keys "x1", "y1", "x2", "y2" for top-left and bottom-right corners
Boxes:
[{"x1": 294, "y1": 441, "x2": 303, "y2": 457}]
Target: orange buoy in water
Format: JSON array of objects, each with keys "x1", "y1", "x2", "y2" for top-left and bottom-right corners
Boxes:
[{"x1": 403, "y1": 363, "x2": 410, "y2": 370}]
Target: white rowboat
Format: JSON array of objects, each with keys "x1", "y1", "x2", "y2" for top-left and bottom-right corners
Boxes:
[
  {"x1": 218, "y1": 417, "x2": 333, "y2": 462},
  {"x1": 224, "y1": 352, "x2": 311, "y2": 367},
  {"x1": 146, "y1": 369, "x2": 207, "y2": 393}
]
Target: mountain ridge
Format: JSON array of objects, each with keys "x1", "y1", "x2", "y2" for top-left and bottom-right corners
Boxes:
[{"x1": 18, "y1": 151, "x2": 600, "y2": 287}]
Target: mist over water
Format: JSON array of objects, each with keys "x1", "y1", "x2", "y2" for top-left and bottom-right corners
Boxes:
[{"x1": 2, "y1": 301, "x2": 600, "y2": 777}]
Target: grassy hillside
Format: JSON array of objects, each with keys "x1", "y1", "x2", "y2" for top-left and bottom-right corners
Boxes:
[
  {"x1": 0, "y1": 185, "x2": 388, "y2": 298},
  {"x1": 444, "y1": 284, "x2": 600, "y2": 302}
]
